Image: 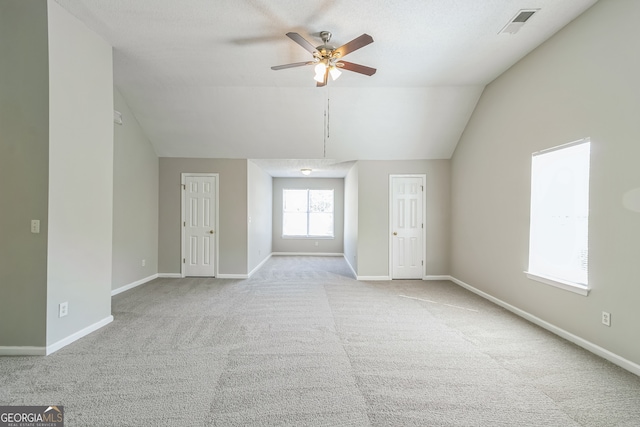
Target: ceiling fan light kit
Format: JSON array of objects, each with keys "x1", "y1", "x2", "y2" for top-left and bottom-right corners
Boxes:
[{"x1": 271, "y1": 30, "x2": 376, "y2": 87}]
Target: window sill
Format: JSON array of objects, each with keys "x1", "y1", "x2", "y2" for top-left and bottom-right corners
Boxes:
[
  {"x1": 524, "y1": 272, "x2": 590, "y2": 296},
  {"x1": 282, "y1": 236, "x2": 334, "y2": 240}
]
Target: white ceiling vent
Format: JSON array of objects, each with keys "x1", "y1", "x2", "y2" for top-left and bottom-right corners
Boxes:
[{"x1": 499, "y1": 9, "x2": 540, "y2": 35}]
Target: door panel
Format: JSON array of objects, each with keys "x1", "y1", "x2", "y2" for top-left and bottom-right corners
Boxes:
[
  {"x1": 184, "y1": 175, "x2": 216, "y2": 277},
  {"x1": 391, "y1": 176, "x2": 424, "y2": 279}
]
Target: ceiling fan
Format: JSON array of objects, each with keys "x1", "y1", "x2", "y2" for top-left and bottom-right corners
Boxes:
[{"x1": 271, "y1": 31, "x2": 376, "y2": 87}]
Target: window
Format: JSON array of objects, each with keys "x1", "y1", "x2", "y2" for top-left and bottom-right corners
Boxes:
[
  {"x1": 283, "y1": 189, "x2": 334, "y2": 238},
  {"x1": 527, "y1": 138, "x2": 591, "y2": 295}
]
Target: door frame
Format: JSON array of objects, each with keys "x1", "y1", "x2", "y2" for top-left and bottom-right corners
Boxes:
[
  {"x1": 181, "y1": 173, "x2": 219, "y2": 278},
  {"x1": 388, "y1": 174, "x2": 426, "y2": 279}
]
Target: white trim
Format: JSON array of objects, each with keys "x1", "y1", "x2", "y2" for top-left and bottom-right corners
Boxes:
[
  {"x1": 424, "y1": 275, "x2": 450, "y2": 281},
  {"x1": 281, "y1": 236, "x2": 336, "y2": 240},
  {"x1": 525, "y1": 271, "x2": 590, "y2": 296},
  {"x1": 343, "y1": 254, "x2": 357, "y2": 279},
  {"x1": 248, "y1": 253, "x2": 272, "y2": 277},
  {"x1": 111, "y1": 274, "x2": 158, "y2": 296},
  {"x1": 181, "y1": 173, "x2": 219, "y2": 279},
  {"x1": 389, "y1": 174, "x2": 427, "y2": 280},
  {"x1": 158, "y1": 273, "x2": 182, "y2": 278},
  {"x1": 532, "y1": 137, "x2": 590, "y2": 157},
  {"x1": 0, "y1": 346, "x2": 46, "y2": 356},
  {"x1": 448, "y1": 275, "x2": 640, "y2": 377},
  {"x1": 45, "y1": 315, "x2": 113, "y2": 355},
  {"x1": 357, "y1": 275, "x2": 391, "y2": 281},
  {"x1": 216, "y1": 273, "x2": 249, "y2": 279},
  {"x1": 282, "y1": 188, "x2": 336, "y2": 239},
  {"x1": 272, "y1": 252, "x2": 344, "y2": 257}
]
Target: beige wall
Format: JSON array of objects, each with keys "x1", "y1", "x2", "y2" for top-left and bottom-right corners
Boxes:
[
  {"x1": 0, "y1": 0, "x2": 49, "y2": 347},
  {"x1": 272, "y1": 178, "x2": 345, "y2": 254},
  {"x1": 247, "y1": 160, "x2": 272, "y2": 272},
  {"x1": 355, "y1": 160, "x2": 451, "y2": 278},
  {"x1": 112, "y1": 89, "x2": 159, "y2": 290},
  {"x1": 46, "y1": 0, "x2": 114, "y2": 346},
  {"x1": 1, "y1": 0, "x2": 114, "y2": 352},
  {"x1": 159, "y1": 158, "x2": 248, "y2": 275},
  {"x1": 451, "y1": 0, "x2": 640, "y2": 366},
  {"x1": 343, "y1": 164, "x2": 359, "y2": 273}
]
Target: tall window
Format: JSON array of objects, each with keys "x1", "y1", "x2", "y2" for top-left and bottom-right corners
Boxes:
[
  {"x1": 283, "y1": 189, "x2": 334, "y2": 238},
  {"x1": 527, "y1": 138, "x2": 591, "y2": 293}
]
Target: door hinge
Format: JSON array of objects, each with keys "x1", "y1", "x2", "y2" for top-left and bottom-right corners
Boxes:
[
  {"x1": 183, "y1": 258, "x2": 185, "y2": 264},
  {"x1": 422, "y1": 223, "x2": 424, "y2": 229},
  {"x1": 183, "y1": 221, "x2": 186, "y2": 227},
  {"x1": 182, "y1": 184, "x2": 186, "y2": 190},
  {"x1": 422, "y1": 260, "x2": 424, "y2": 266},
  {"x1": 421, "y1": 185, "x2": 424, "y2": 191}
]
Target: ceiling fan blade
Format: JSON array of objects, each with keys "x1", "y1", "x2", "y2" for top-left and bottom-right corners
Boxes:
[
  {"x1": 337, "y1": 61, "x2": 377, "y2": 76},
  {"x1": 316, "y1": 67, "x2": 329, "y2": 87},
  {"x1": 286, "y1": 32, "x2": 319, "y2": 55},
  {"x1": 334, "y1": 34, "x2": 374, "y2": 58},
  {"x1": 271, "y1": 61, "x2": 314, "y2": 70}
]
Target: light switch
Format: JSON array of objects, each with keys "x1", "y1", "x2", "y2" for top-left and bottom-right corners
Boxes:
[{"x1": 31, "y1": 220, "x2": 40, "y2": 234}]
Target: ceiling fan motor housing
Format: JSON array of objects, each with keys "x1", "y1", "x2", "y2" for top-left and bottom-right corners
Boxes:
[{"x1": 316, "y1": 31, "x2": 338, "y2": 63}]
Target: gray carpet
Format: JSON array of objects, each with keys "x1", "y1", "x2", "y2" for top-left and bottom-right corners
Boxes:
[{"x1": 1, "y1": 256, "x2": 639, "y2": 426}]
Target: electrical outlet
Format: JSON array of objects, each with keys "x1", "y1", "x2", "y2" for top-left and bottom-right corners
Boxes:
[
  {"x1": 602, "y1": 311, "x2": 611, "y2": 327},
  {"x1": 141, "y1": 259, "x2": 146, "y2": 267},
  {"x1": 31, "y1": 220, "x2": 40, "y2": 234},
  {"x1": 59, "y1": 302, "x2": 68, "y2": 318}
]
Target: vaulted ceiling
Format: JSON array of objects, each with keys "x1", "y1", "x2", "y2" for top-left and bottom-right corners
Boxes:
[{"x1": 55, "y1": 0, "x2": 597, "y2": 175}]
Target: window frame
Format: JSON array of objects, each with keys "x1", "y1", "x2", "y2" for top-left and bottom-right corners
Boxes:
[
  {"x1": 282, "y1": 188, "x2": 335, "y2": 239},
  {"x1": 525, "y1": 138, "x2": 591, "y2": 296}
]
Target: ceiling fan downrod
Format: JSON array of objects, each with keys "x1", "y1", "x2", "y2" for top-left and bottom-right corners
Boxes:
[{"x1": 320, "y1": 31, "x2": 332, "y2": 44}]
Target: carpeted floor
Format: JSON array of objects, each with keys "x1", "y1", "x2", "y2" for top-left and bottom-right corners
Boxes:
[{"x1": 1, "y1": 255, "x2": 639, "y2": 426}]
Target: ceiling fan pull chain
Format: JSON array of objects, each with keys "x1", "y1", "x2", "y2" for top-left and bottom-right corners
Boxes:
[
  {"x1": 327, "y1": 95, "x2": 330, "y2": 140},
  {"x1": 323, "y1": 104, "x2": 327, "y2": 158}
]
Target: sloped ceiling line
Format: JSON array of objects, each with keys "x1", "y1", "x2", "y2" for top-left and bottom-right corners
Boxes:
[{"x1": 53, "y1": 0, "x2": 599, "y2": 173}]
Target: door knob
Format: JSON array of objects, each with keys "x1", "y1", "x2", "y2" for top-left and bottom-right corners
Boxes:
[
  {"x1": 393, "y1": 232, "x2": 397, "y2": 236},
  {"x1": 209, "y1": 230, "x2": 215, "y2": 234}
]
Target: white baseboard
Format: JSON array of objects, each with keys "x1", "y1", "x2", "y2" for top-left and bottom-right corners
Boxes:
[
  {"x1": 45, "y1": 315, "x2": 113, "y2": 355},
  {"x1": 343, "y1": 255, "x2": 357, "y2": 279},
  {"x1": 159, "y1": 272, "x2": 249, "y2": 279},
  {"x1": 216, "y1": 273, "x2": 249, "y2": 279},
  {"x1": 448, "y1": 275, "x2": 640, "y2": 377},
  {"x1": 111, "y1": 274, "x2": 158, "y2": 296},
  {"x1": 158, "y1": 273, "x2": 182, "y2": 278},
  {"x1": 0, "y1": 315, "x2": 114, "y2": 356},
  {"x1": 272, "y1": 252, "x2": 344, "y2": 257},
  {"x1": 248, "y1": 253, "x2": 272, "y2": 277},
  {"x1": 0, "y1": 346, "x2": 46, "y2": 356},
  {"x1": 358, "y1": 276, "x2": 447, "y2": 281},
  {"x1": 357, "y1": 275, "x2": 391, "y2": 281}
]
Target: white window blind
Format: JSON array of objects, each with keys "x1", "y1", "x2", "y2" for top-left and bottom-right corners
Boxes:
[{"x1": 527, "y1": 139, "x2": 591, "y2": 290}]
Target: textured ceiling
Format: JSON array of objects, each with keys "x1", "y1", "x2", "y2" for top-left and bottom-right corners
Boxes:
[{"x1": 55, "y1": 0, "x2": 597, "y2": 176}]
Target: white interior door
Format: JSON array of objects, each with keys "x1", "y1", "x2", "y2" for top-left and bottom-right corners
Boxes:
[
  {"x1": 183, "y1": 174, "x2": 217, "y2": 277},
  {"x1": 390, "y1": 176, "x2": 425, "y2": 279}
]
